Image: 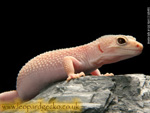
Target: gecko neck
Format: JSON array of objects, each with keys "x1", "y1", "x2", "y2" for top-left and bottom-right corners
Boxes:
[{"x1": 81, "y1": 40, "x2": 104, "y2": 69}]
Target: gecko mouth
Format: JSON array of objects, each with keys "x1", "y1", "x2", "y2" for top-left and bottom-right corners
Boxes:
[
  {"x1": 122, "y1": 48, "x2": 142, "y2": 51},
  {"x1": 120, "y1": 48, "x2": 143, "y2": 55}
]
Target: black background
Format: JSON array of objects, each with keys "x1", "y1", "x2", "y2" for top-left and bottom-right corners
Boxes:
[{"x1": 1, "y1": 1, "x2": 150, "y2": 93}]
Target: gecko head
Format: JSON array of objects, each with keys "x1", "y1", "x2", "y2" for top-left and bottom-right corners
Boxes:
[{"x1": 97, "y1": 35, "x2": 143, "y2": 64}]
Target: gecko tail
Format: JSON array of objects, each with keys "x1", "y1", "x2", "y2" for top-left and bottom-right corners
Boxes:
[{"x1": 0, "y1": 90, "x2": 21, "y2": 103}]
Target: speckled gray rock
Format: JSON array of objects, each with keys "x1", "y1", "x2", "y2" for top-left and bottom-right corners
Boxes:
[{"x1": 2, "y1": 74, "x2": 150, "y2": 113}]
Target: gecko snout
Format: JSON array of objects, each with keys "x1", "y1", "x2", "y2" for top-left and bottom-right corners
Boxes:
[{"x1": 136, "y1": 43, "x2": 143, "y2": 51}]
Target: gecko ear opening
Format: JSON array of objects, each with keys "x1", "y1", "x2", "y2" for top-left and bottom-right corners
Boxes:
[{"x1": 117, "y1": 37, "x2": 127, "y2": 45}]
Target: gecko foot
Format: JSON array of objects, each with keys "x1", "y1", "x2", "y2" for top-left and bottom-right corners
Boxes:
[
  {"x1": 67, "y1": 72, "x2": 85, "y2": 81},
  {"x1": 102, "y1": 73, "x2": 114, "y2": 76}
]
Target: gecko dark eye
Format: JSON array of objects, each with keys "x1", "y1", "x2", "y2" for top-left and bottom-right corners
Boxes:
[{"x1": 117, "y1": 38, "x2": 126, "y2": 45}]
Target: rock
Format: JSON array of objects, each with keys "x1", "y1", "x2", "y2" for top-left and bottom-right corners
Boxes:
[{"x1": 1, "y1": 74, "x2": 150, "y2": 113}]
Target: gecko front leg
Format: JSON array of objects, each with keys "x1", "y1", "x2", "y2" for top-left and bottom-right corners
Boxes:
[
  {"x1": 90, "y1": 69, "x2": 101, "y2": 76},
  {"x1": 90, "y1": 69, "x2": 114, "y2": 76},
  {"x1": 63, "y1": 56, "x2": 85, "y2": 81},
  {"x1": 103, "y1": 73, "x2": 114, "y2": 76}
]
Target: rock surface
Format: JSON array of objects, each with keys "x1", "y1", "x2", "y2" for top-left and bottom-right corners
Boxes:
[{"x1": 2, "y1": 74, "x2": 150, "y2": 113}]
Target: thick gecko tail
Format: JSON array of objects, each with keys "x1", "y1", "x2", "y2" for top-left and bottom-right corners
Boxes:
[
  {"x1": 0, "y1": 91, "x2": 23, "y2": 112},
  {"x1": 0, "y1": 90, "x2": 21, "y2": 103}
]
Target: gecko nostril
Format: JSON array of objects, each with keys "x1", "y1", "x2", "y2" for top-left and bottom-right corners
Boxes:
[
  {"x1": 136, "y1": 43, "x2": 143, "y2": 51},
  {"x1": 136, "y1": 44, "x2": 139, "y2": 47}
]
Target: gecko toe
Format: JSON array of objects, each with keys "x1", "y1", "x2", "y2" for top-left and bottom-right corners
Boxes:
[
  {"x1": 67, "y1": 72, "x2": 85, "y2": 81},
  {"x1": 103, "y1": 73, "x2": 114, "y2": 76}
]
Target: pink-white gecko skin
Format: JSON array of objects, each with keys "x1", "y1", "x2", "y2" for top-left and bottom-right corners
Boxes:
[{"x1": 0, "y1": 35, "x2": 143, "y2": 102}]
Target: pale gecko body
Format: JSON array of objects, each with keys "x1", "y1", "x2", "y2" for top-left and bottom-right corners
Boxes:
[{"x1": 0, "y1": 35, "x2": 143, "y2": 102}]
